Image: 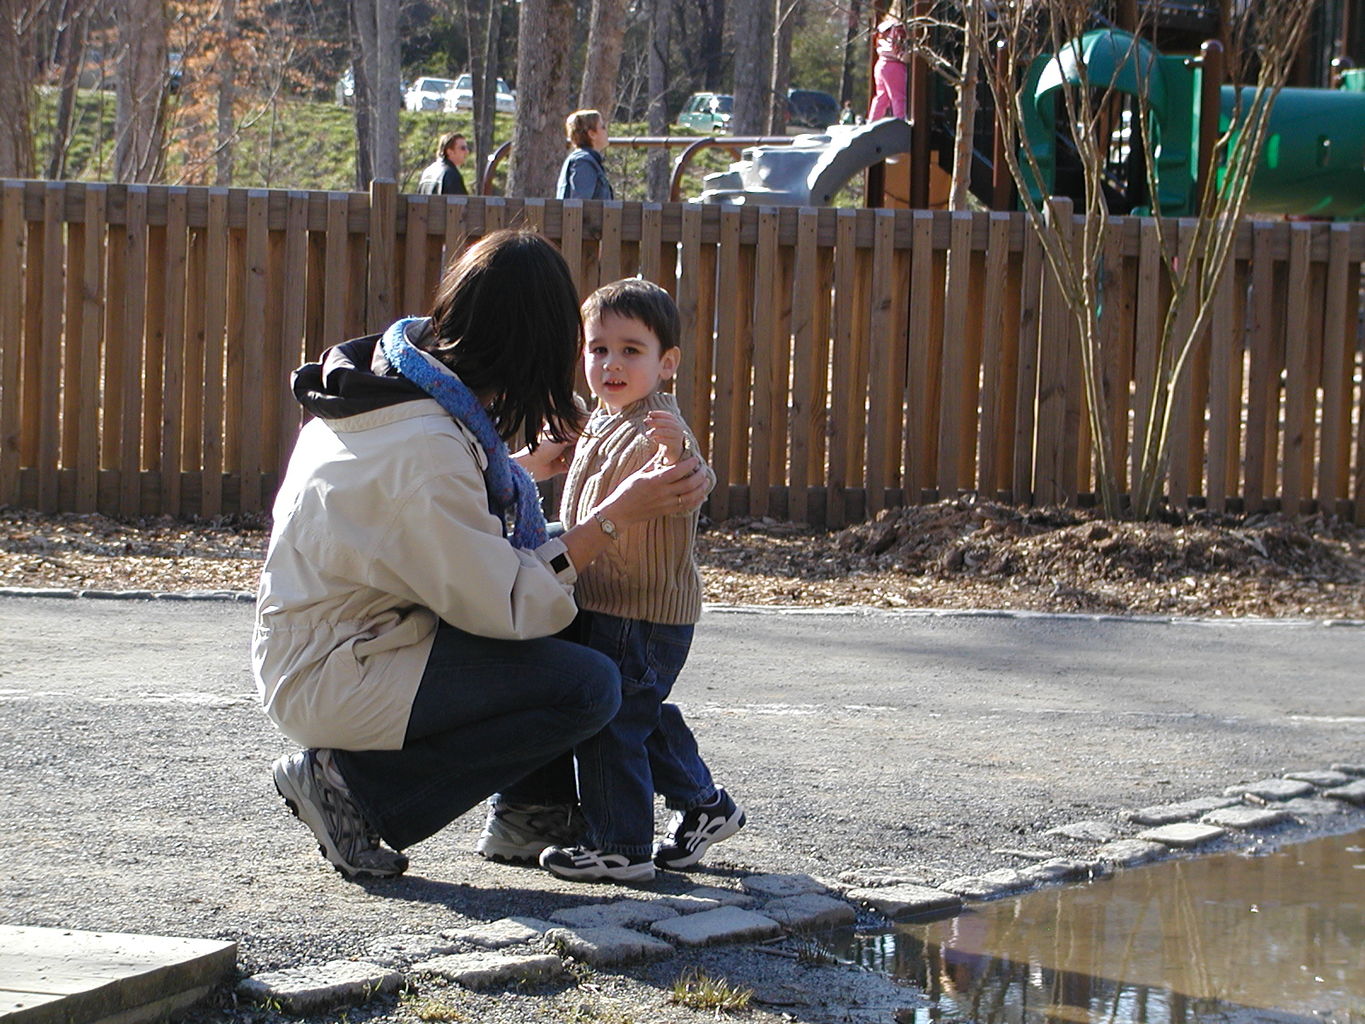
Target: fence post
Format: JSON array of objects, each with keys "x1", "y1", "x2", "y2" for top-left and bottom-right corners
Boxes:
[{"x1": 368, "y1": 179, "x2": 397, "y2": 332}]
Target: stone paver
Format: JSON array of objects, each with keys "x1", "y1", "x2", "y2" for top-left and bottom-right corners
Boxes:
[
  {"x1": 760, "y1": 893, "x2": 857, "y2": 931},
  {"x1": 237, "y1": 960, "x2": 403, "y2": 1014},
  {"x1": 941, "y1": 868, "x2": 1030, "y2": 900},
  {"x1": 1325, "y1": 779, "x2": 1365, "y2": 806},
  {"x1": 1126, "y1": 796, "x2": 1240, "y2": 826},
  {"x1": 445, "y1": 917, "x2": 553, "y2": 950},
  {"x1": 1018, "y1": 857, "x2": 1103, "y2": 885},
  {"x1": 1222, "y1": 778, "x2": 1315, "y2": 801},
  {"x1": 992, "y1": 847, "x2": 1054, "y2": 861},
  {"x1": 1202, "y1": 805, "x2": 1291, "y2": 830},
  {"x1": 844, "y1": 884, "x2": 962, "y2": 918},
  {"x1": 837, "y1": 867, "x2": 935, "y2": 888},
  {"x1": 549, "y1": 900, "x2": 678, "y2": 930},
  {"x1": 1136, "y1": 822, "x2": 1226, "y2": 848},
  {"x1": 411, "y1": 951, "x2": 565, "y2": 990},
  {"x1": 1045, "y1": 820, "x2": 1126, "y2": 842},
  {"x1": 1094, "y1": 838, "x2": 1166, "y2": 866},
  {"x1": 672, "y1": 885, "x2": 756, "y2": 907},
  {"x1": 741, "y1": 873, "x2": 832, "y2": 898},
  {"x1": 544, "y1": 925, "x2": 674, "y2": 967},
  {"x1": 649, "y1": 906, "x2": 782, "y2": 947},
  {"x1": 364, "y1": 934, "x2": 460, "y2": 966},
  {"x1": 1331, "y1": 763, "x2": 1365, "y2": 776},
  {"x1": 1284, "y1": 769, "x2": 1352, "y2": 788},
  {"x1": 1280, "y1": 797, "x2": 1347, "y2": 818}
]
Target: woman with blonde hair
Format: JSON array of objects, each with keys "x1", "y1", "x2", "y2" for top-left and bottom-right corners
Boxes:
[{"x1": 556, "y1": 109, "x2": 614, "y2": 200}]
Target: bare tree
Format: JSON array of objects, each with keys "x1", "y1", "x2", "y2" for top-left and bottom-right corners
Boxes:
[
  {"x1": 580, "y1": 0, "x2": 627, "y2": 118},
  {"x1": 508, "y1": 0, "x2": 574, "y2": 197},
  {"x1": 0, "y1": 0, "x2": 44, "y2": 178},
  {"x1": 975, "y1": 0, "x2": 1319, "y2": 517},
  {"x1": 215, "y1": 0, "x2": 237, "y2": 184},
  {"x1": 114, "y1": 0, "x2": 169, "y2": 182},
  {"x1": 46, "y1": 0, "x2": 95, "y2": 180},
  {"x1": 462, "y1": 0, "x2": 503, "y2": 190},
  {"x1": 730, "y1": 0, "x2": 774, "y2": 134},
  {"x1": 645, "y1": 0, "x2": 671, "y2": 198},
  {"x1": 353, "y1": 0, "x2": 399, "y2": 183},
  {"x1": 767, "y1": 0, "x2": 800, "y2": 133}
]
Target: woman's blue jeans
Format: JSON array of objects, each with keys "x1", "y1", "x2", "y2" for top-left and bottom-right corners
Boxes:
[
  {"x1": 334, "y1": 620, "x2": 621, "y2": 851},
  {"x1": 572, "y1": 611, "x2": 717, "y2": 858}
]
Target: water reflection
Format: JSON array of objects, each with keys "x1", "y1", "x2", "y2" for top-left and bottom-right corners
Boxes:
[{"x1": 838, "y1": 830, "x2": 1365, "y2": 1023}]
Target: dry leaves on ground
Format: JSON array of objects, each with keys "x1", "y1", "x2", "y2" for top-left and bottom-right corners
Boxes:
[{"x1": 0, "y1": 499, "x2": 1362, "y2": 619}]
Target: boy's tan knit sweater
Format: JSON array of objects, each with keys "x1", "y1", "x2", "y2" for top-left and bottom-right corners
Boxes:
[{"x1": 559, "y1": 391, "x2": 715, "y2": 625}]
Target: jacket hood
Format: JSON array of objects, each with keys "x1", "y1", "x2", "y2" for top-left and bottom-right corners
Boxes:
[{"x1": 292, "y1": 332, "x2": 427, "y2": 420}]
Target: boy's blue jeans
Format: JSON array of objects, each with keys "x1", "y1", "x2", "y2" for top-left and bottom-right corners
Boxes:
[
  {"x1": 334, "y1": 620, "x2": 621, "y2": 851},
  {"x1": 572, "y1": 611, "x2": 717, "y2": 858}
]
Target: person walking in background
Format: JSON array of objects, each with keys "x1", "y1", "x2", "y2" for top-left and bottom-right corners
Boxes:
[
  {"x1": 867, "y1": 6, "x2": 911, "y2": 121},
  {"x1": 537, "y1": 279, "x2": 745, "y2": 884},
  {"x1": 556, "y1": 110, "x2": 614, "y2": 200},
  {"x1": 417, "y1": 132, "x2": 470, "y2": 195},
  {"x1": 255, "y1": 230, "x2": 710, "y2": 879}
]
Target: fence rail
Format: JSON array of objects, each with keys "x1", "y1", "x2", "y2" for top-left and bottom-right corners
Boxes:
[{"x1": 1, "y1": 178, "x2": 1362, "y2": 525}]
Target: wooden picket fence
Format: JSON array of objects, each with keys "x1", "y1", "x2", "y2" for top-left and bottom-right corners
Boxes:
[{"x1": 0, "y1": 178, "x2": 1362, "y2": 525}]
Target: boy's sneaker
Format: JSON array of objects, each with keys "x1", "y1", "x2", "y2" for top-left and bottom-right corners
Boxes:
[
  {"x1": 539, "y1": 844, "x2": 656, "y2": 883},
  {"x1": 272, "y1": 750, "x2": 409, "y2": 878},
  {"x1": 653, "y1": 789, "x2": 746, "y2": 870},
  {"x1": 475, "y1": 800, "x2": 581, "y2": 863}
]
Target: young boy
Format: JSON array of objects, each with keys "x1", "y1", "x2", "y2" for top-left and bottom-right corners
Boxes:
[{"x1": 539, "y1": 278, "x2": 745, "y2": 883}]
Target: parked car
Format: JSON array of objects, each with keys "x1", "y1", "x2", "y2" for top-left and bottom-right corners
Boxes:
[
  {"x1": 404, "y1": 76, "x2": 459, "y2": 112},
  {"x1": 676, "y1": 92, "x2": 732, "y2": 132},
  {"x1": 787, "y1": 88, "x2": 839, "y2": 130},
  {"x1": 445, "y1": 73, "x2": 517, "y2": 115}
]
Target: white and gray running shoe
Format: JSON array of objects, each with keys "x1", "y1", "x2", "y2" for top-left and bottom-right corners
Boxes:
[
  {"x1": 475, "y1": 800, "x2": 581, "y2": 863},
  {"x1": 272, "y1": 750, "x2": 408, "y2": 878}
]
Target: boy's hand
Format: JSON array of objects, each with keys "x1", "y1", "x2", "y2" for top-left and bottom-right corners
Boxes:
[{"x1": 644, "y1": 410, "x2": 685, "y2": 465}]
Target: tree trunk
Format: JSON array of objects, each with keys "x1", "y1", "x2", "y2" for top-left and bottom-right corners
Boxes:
[
  {"x1": 215, "y1": 0, "x2": 237, "y2": 185},
  {"x1": 47, "y1": 0, "x2": 90, "y2": 180},
  {"x1": 0, "y1": 0, "x2": 35, "y2": 178},
  {"x1": 839, "y1": 0, "x2": 861, "y2": 106},
  {"x1": 348, "y1": 3, "x2": 372, "y2": 188},
  {"x1": 372, "y1": 0, "x2": 400, "y2": 180},
  {"x1": 114, "y1": 0, "x2": 168, "y2": 183},
  {"x1": 645, "y1": 0, "x2": 671, "y2": 200},
  {"x1": 579, "y1": 0, "x2": 626, "y2": 118},
  {"x1": 730, "y1": 0, "x2": 772, "y2": 135},
  {"x1": 767, "y1": 0, "x2": 796, "y2": 134},
  {"x1": 476, "y1": 0, "x2": 502, "y2": 185},
  {"x1": 508, "y1": 0, "x2": 574, "y2": 197},
  {"x1": 948, "y1": 3, "x2": 981, "y2": 210}
]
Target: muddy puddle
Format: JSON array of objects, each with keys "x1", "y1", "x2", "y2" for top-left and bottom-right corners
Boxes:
[{"x1": 834, "y1": 829, "x2": 1364, "y2": 1023}]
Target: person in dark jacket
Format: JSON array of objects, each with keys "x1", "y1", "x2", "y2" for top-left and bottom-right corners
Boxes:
[
  {"x1": 417, "y1": 132, "x2": 470, "y2": 195},
  {"x1": 556, "y1": 110, "x2": 614, "y2": 200}
]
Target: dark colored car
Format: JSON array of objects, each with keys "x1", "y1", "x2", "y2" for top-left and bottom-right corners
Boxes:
[{"x1": 787, "y1": 89, "x2": 840, "y2": 130}]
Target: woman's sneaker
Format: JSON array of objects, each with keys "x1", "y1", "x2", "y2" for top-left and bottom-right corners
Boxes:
[
  {"x1": 653, "y1": 789, "x2": 746, "y2": 870},
  {"x1": 539, "y1": 844, "x2": 656, "y2": 883},
  {"x1": 475, "y1": 800, "x2": 581, "y2": 863},
  {"x1": 272, "y1": 750, "x2": 408, "y2": 879}
]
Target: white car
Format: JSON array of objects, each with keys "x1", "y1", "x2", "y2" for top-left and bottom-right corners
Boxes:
[
  {"x1": 404, "y1": 76, "x2": 459, "y2": 112},
  {"x1": 445, "y1": 73, "x2": 517, "y2": 115}
]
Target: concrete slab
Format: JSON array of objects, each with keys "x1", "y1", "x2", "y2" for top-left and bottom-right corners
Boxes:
[
  {"x1": 1136, "y1": 822, "x2": 1227, "y2": 848},
  {"x1": 844, "y1": 884, "x2": 962, "y2": 919},
  {"x1": 1222, "y1": 778, "x2": 1315, "y2": 801},
  {"x1": 543, "y1": 926, "x2": 674, "y2": 967},
  {"x1": 549, "y1": 900, "x2": 678, "y2": 930},
  {"x1": 1325, "y1": 779, "x2": 1365, "y2": 806},
  {"x1": 1202, "y1": 805, "x2": 1291, "y2": 830},
  {"x1": 1126, "y1": 796, "x2": 1241, "y2": 826},
  {"x1": 237, "y1": 960, "x2": 402, "y2": 1014},
  {"x1": 1094, "y1": 838, "x2": 1167, "y2": 867},
  {"x1": 411, "y1": 951, "x2": 564, "y2": 990},
  {"x1": 649, "y1": 907, "x2": 782, "y2": 947},
  {"x1": 444, "y1": 917, "x2": 554, "y2": 950},
  {"x1": 760, "y1": 893, "x2": 857, "y2": 931},
  {"x1": 0, "y1": 925, "x2": 235, "y2": 1024},
  {"x1": 740, "y1": 873, "x2": 831, "y2": 899}
]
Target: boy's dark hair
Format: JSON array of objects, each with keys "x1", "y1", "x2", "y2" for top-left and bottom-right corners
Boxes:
[
  {"x1": 425, "y1": 229, "x2": 583, "y2": 448},
  {"x1": 581, "y1": 278, "x2": 680, "y2": 354}
]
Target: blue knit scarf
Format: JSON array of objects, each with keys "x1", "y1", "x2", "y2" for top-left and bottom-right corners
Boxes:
[{"x1": 380, "y1": 318, "x2": 547, "y2": 550}]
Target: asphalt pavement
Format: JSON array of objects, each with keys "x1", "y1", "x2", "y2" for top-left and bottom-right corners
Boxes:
[{"x1": 1, "y1": 596, "x2": 1361, "y2": 984}]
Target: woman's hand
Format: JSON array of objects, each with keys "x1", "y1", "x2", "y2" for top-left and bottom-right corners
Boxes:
[
  {"x1": 513, "y1": 438, "x2": 576, "y2": 481},
  {"x1": 601, "y1": 454, "x2": 709, "y2": 526}
]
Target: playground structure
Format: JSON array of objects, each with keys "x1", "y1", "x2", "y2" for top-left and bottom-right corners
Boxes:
[{"x1": 691, "y1": 21, "x2": 1365, "y2": 220}]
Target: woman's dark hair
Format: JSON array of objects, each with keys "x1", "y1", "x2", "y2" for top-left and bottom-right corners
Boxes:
[{"x1": 425, "y1": 229, "x2": 582, "y2": 448}]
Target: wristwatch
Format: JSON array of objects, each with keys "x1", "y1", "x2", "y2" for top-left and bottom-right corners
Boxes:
[{"x1": 592, "y1": 510, "x2": 619, "y2": 541}]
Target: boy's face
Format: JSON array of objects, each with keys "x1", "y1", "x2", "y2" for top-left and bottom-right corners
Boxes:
[{"x1": 583, "y1": 310, "x2": 679, "y2": 414}]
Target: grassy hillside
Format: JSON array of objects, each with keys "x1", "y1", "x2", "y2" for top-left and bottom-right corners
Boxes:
[{"x1": 31, "y1": 88, "x2": 856, "y2": 204}]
